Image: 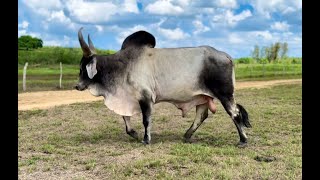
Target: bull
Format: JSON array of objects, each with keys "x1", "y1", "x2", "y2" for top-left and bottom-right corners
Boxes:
[{"x1": 75, "y1": 28, "x2": 251, "y2": 146}]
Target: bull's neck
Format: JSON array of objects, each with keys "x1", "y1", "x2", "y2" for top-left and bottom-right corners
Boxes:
[{"x1": 95, "y1": 55, "x2": 128, "y2": 93}]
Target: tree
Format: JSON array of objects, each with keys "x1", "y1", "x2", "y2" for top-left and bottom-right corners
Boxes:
[
  {"x1": 280, "y1": 42, "x2": 288, "y2": 59},
  {"x1": 271, "y1": 42, "x2": 281, "y2": 61},
  {"x1": 18, "y1": 35, "x2": 43, "y2": 50},
  {"x1": 265, "y1": 46, "x2": 272, "y2": 62},
  {"x1": 260, "y1": 46, "x2": 266, "y2": 59},
  {"x1": 252, "y1": 45, "x2": 260, "y2": 61}
]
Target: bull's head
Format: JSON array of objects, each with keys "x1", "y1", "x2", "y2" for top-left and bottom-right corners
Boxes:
[{"x1": 74, "y1": 27, "x2": 97, "y2": 91}]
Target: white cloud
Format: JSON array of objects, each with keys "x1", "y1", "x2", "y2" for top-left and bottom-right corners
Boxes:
[
  {"x1": 22, "y1": 0, "x2": 62, "y2": 10},
  {"x1": 43, "y1": 35, "x2": 76, "y2": 47},
  {"x1": 48, "y1": 10, "x2": 67, "y2": 23},
  {"x1": 18, "y1": 20, "x2": 41, "y2": 38},
  {"x1": 271, "y1": 21, "x2": 290, "y2": 31},
  {"x1": 96, "y1": 25, "x2": 104, "y2": 32},
  {"x1": 18, "y1": 21, "x2": 29, "y2": 29},
  {"x1": 145, "y1": 0, "x2": 184, "y2": 15},
  {"x1": 250, "y1": 0, "x2": 302, "y2": 18},
  {"x1": 22, "y1": 0, "x2": 62, "y2": 16},
  {"x1": 44, "y1": 10, "x2": 77, "y2": 31},
  {"x1": 157, "y1": 27, "x2": 189, "y2": 40},
  {"x1": 214, "y1": 0, "x2": 237, "y2": 9},
  {"x1": 282, "y1": 7, "x2": 295, "y2": 14},
  {"x1": 122, "y1": 0, "x2": 139, "y2": 13},
  {"x1": 212, "y1": 10, "x2": 252, "y2": 26},
  {"x1": 44, "y1": 40, "x2": 62, "y2": 46},
  {"x1": 66, "y1": 0, "x2": 117, "y2": 23},
  {"x1": 228, "y1": 33, "x2": 243, "y2": 44},
  {"x1": 65, "y1": 0, "x2": 140, "y2": 23},
  {"x1": 176, "y1": 0, "x2": 191, "y2": 7},
  {"x1": 250, "y1": 31, "x2": 273, "y2": 41},
  {"x1": 193, "y1": 20, "x2": 210, "y2": 35}
]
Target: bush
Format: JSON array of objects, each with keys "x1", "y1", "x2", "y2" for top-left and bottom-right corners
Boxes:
[
  {"x1": 258, "y1": 58, "x2": 268, "y2": 64},
  {"x1": 291, "y1": 58, "x2": 302, "y2": 64},
  {"x1": 235, "y1": 57, "x2": 254, "y2": 64}
]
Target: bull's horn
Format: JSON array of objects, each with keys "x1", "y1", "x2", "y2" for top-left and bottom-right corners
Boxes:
[
  {"x1": 78, "y1": 27, "x2": 92, "y2": 57},
  {"x1": 88, "y1": 34, "x2": 96, "y2": 54}
]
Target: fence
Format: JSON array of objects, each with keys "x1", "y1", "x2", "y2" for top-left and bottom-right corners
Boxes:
[
  {"x1": 18, "y1": 62, "x2": 69, "y2": 91},
  {"x1": 234, "y1": 63, "x2": 302, "y2": 79}
]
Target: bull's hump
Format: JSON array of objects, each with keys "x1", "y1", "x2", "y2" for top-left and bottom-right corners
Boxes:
[{"x1": 121, "y1": 31, "x2": 156, "y2": 50}]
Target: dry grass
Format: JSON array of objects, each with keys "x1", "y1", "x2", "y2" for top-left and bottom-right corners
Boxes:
[{"x1": 18, "y1": 84, "x2": 302, "y2": 179}]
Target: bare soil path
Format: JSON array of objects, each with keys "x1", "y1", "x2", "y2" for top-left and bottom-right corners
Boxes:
[{"x1": 18, "y1": 79, "x2": 301, "y2": 111}]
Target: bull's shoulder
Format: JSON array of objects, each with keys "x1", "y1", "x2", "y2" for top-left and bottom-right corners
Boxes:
[{"x1": 121, "y1": 31, "x2": 156, "y2": 50}]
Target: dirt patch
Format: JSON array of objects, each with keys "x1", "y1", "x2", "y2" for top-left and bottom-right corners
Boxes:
[{"x1": 18, "y1": 79, "x2": 301, "y2": 111}]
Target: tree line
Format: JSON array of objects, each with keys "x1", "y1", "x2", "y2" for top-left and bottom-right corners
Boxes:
[
  {"x1": 252, "y1": 42, "x2": 288, "y2": 63},
  {"x1": 18, "y1": 35, "x2": 43, "y2": 50}
]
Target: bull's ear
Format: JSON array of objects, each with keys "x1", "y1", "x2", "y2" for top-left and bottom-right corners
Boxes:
[{"x1": 86, "y1": 58, "x2": 97, "y2": 79}]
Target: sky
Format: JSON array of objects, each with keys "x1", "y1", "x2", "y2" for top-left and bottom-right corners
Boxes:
[{"x1": 18, "y1": 0, "x2": 302, "y2": 58}]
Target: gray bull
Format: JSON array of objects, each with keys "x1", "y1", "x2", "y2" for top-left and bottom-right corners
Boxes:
[{"x1": 75, "y1": 28, "x2": 251, "y2": 146}]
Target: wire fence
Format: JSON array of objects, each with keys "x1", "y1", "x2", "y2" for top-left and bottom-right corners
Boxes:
[{"x1": 234, "y1": 63, "x2": 302, "y2": 79}]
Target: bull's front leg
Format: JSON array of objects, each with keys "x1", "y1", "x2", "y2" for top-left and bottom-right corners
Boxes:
[
  {"x1": 139, "y1": 97, "x2": 153, "y2": 145},
  {"x1": 123, "y1": 116, "x2": 138, "y2": 140}
]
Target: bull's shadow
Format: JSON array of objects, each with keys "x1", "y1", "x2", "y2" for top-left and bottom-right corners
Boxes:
[{"x1": 69, "y1": 127, "x2": 239, "y2": 147}]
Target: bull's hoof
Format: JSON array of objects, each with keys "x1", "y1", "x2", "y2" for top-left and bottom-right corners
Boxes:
[
  {"x1": 183, "y1": 132, "x2": 192, "y2": 139},
  {"x1": 183, "y1": 132, "x2": 194, "y2": 143},
  {"x1": 237, "y1": 141, "x2": 247, "y2": 148},
  {"x1": 183, "y1": 138, "x2": 193, "y2": 143},
  {"x1": 127, "y1": 130, "x2": 139, "y2": 140},
  {"x1": 141, "y1": 140, "x2": 150, "y2": 145}
]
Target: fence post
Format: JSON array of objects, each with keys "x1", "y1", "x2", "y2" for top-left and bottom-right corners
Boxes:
[
  {"x1": 263, "y1": 63, "x2": 265, "y2": 77},
  {"x1": 23, "y1": 62, "x2": 28, "y2": 91},
  {"x1": 59, "y1": 62, "x2": 63, "y2": 89},
  {"x1": 282, "y1": 64, "x2": 285, "y2": 76}
]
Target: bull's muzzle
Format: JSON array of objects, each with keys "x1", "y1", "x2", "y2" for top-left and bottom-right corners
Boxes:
[{"x1": 74, "y1": 83, "x2": 87, "y2": 91}]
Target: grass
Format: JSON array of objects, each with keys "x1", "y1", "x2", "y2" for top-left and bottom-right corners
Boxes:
[
  {"x1": 18, "y1": 83, "x2": 302, "y2": 179},
  {"x1": 234, "y1": 63, "x2": 302, "y2": 81},
  {"x1": 18, "y1": 63, "x2": 302, "y2": 93}
]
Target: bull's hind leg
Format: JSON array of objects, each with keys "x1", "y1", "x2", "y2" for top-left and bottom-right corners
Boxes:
[
  {"x1": 184, "y1": 103, "x2": 209, "y2": 142},
  {"x1": 123, "y1": 116, "x2": 138, "y2": 140},
  {"x1": 219, "y1": 96, "x2": 252, "y2": 147}
]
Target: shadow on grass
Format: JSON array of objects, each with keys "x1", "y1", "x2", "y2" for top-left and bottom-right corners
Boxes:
[{"x1": 60, "y1": 127, "x2": 240, "y2": 148}]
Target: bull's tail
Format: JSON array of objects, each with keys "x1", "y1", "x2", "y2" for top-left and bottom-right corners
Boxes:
[
  {"x1": 236, "y1": 104, "x2": 251, "y2": 128},
  {"x1": 232, "y1": 64, "x2": 236, "y2": 88}
]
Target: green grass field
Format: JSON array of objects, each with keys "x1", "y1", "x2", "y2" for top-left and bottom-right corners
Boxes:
[
  {"x1": 18, "y1": 63, "x2": 302, "y2": 92},
  {"x1": 18, "y1": 84, "x2": 302, "y2": 179}
]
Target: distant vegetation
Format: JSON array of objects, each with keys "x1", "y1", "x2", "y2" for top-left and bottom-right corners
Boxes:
[
  {"x1": 234, "y1": 41, "x2": 301, "y2": 65},
  {"x1": 18, "y1": 46, "x2": 116, "y2": 65},
  {"x1": 18, "y1": 36, "x2": 43, "y2": 50},
  {"x1": 234, "y1": 57, "x2": 302, "y2": 65},
  {"x1": 247, "y1": 42, "x2": 293, "y2": 64}
]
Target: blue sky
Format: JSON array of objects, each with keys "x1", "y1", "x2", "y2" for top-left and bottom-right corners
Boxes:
[{"x1": 18, "y1": 0, "x2": 302, "y2": 58}]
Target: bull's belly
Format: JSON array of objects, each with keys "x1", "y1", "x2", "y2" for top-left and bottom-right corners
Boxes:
[{"x1": 155, "y1": 90, "x2": 217, "y2": 117}]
